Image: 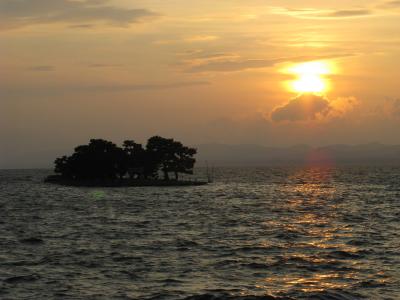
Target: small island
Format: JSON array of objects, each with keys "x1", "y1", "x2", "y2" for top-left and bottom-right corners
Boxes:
[{"x1": 45, "y1": 136, "x2": 208, "y2": 187}]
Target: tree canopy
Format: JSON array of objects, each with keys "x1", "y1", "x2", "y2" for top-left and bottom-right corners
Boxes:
[{"x1": 54, "y1": 136, "x2": 197, "y2": 181}]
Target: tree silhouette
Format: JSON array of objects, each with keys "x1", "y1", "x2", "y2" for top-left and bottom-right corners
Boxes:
[
  {"x1": 55, "y1": 139, "x2": 126, "y2": 180},
  {"x1": 53, "y1": 136, "x2": 197, "y2": 182},
  {"x1": 146, "y1": 136, "x2": 197, "y2": 180},
  {"x1": 171, "y1": 145, "x2": 197, "y2": 180},
  {"x1": 123, "y1": 140, "x2": 145, "y2": 179}
]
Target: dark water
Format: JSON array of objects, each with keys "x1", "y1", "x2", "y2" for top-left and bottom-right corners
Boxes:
[{"x1": 1, "y1": 167, "x2": 400, "y2": 299}]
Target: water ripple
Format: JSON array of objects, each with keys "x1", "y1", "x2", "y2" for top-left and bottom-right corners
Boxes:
[{"x1": 0, "y1": 167, "x2": 399, "y2": 299}]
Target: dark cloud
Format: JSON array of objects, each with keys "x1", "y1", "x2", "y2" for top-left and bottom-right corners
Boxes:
[
  {"x1": 278, "y1": 3, "x2": 400, "y2": 18},
  {"x1": 323, "y1": 9, "x2": 372, "y2": 18},
  {"x1": 379, "y1": 1, "x2": 400, "y2": 8},
  {"x1": 187, "y1": 59, "x2": 276, "y2": 73},
  {"x1": 270, "y1": 94, "x2": 358, "y2": 122},
  {"x1": 28, "y1": 66, "x2": 55, "y2": 72},
  {"x1": 186, "y1": 53, "x2": 355, "y2": 73},
  {"x1": 87, "y1": 63, "x2": 123, "y2": 68},
  {"x1": 69, "y1": 24, "x2": 95, "y2": 29},
  {"x1": 195, "y1": 53, "x2": 233, "y2": 60},
  {"x1": 0, "y1": 0, "x2": 158, "y2": 29},
  {"x1": 271, "y1": 94, "x2": 331, "y2": 122},
  {"x1": 182, "y1": 51, "x2": 236, "y2": 60}
]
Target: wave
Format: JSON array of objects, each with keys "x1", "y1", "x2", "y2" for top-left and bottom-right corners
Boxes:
[{"x1": 182, "y1": 293, "x2": 293, "y2": 300}]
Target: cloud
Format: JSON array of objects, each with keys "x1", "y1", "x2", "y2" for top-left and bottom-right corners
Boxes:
[
  {"x1": 272, "y1": 2, "x2": 400, "y2": 19},
  {"x1": 271, "y1": 94, "x2": 330, "y2": 122},
  {"x1": 185, "y1": 53, "x2": 354, "y2": 73},
  {"x1": 270, "y1": 93, "x2": 358, "y2": 122},
  {"x1": 184, "y1": 35, "x2": 219, "y2": 43},
  {"x1": 187, "y1": 58, "x2": 276, "y2": 73},
  {"x1": 87, "y1": 63, "x2": 123, "y2": 68},
  {"x1": 328, "y1": 96, "x2": 360, "y2": 119},
  {"x1": 0, "y1": 81, "x2": 210, "y2": 98},
  {"x1": 68, "y1": 24, "x2": 94, "y2": 29},
  {"x1": 382, "y1": 98, "x2": 400, "y2": 117},
  {"x1": 75, "y1": 81, "x2": 210, "y2": 92},
  {"x1": 270, "y1": 7, "x2": 373, "y2": 19},
  {"x1": 323, "y1": 9, "x2": 372, "y2": 18},
  {"x1": 188, "y1": 52, "x2": 235, "y2": 60},
  {"x1": 27, "y1": 65, "x2": 55, "y2": 72},
  {"x1": 177, "y1": 50, "x2": 239, "y2": 63},
  {"x1": 154, "y1": 35, "x2": 219, "y2": 45},
  {"x1": 379, "y1": 1, "x2": 400, "y2": 8},
  {"x1": 0, "y1": 0, "x2": 158, "y2": 29}
]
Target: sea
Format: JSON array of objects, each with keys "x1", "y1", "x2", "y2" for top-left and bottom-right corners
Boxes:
[{"x1": 1, "y1": 166, "x2": 399, "y2": 299}]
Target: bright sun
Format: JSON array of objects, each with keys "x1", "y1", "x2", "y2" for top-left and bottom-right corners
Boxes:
[{"x1": 286, "y1": 61, "x2": 333, "y2": 93}]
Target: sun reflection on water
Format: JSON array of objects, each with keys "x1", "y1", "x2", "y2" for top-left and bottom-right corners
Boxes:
[{"x1": 256, "y1": 166, "x2": 372, "y2": 296}]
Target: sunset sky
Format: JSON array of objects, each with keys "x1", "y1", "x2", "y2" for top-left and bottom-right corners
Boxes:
[{"x1": 2, "y1": 0, "x2": 400, "y2": 166}]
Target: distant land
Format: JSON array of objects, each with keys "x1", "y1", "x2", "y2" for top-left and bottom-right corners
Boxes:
[
  {"x1": 2, "y1": 143, "x2": 400, "y2": 169},
  {"x1": 195, "y1": 143, "x2": 400, "y2": 166}
]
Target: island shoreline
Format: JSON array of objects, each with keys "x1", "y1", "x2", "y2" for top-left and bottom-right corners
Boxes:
[{"x1": 44, "y1": 175, "x2": 208, "y2": 187}]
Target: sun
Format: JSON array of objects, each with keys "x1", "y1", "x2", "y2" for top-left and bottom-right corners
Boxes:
[
  {"x1": 285, "y1": 61, "x2": 333, "y2": 93},
  {"x1": 292, "y1": 75, "x2": 326, "y2": 93}
]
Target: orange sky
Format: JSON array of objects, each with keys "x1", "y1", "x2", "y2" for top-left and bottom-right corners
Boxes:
[{"x1": 1, "y1": 0, "x2": 400, "y2": 166}]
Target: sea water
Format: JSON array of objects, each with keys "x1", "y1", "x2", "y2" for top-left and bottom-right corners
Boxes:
[{"x1": 0, "y1": 167, "x2": 399, "y2": 299}]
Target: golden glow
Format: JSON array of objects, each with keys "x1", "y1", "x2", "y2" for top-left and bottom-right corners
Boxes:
[
  {"x1": 285, "y1": 61, "x2": 334, "y2": 93},
  {"x1": 292, "y1": 76, "x2": 326, "y2": 93}
]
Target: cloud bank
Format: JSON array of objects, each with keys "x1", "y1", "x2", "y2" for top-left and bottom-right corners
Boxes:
[
  {"x1": 383, "y1": 98, "x2": 400, "y2": 118},
  {"x1": 184, "y1": 53, "x2": 354, "y2": 73},
  {"x1": 0, "y1": 0, "x2": 158, "y2": 29},
  {"x1": 187, "y1": 58, "x2": 277, "y2": 73},
  {"x1": 271, "y1": 1, "x2": 400, "y2": 20},
  {"x1": 27, "y1": 65, "x2": 55, "y2": 72},
  {"x1": 324, "y1": 9, "x2": 372, "y2": 18},
  {"x1": 270, "y1": 7, "x2": 373, "y2": 19},
  {"x1": 270, "y1": 93, "x2": 358, "y2": 122},
  {"x1": 380, "y1": 1, "x2": 400, "y2": 9}
]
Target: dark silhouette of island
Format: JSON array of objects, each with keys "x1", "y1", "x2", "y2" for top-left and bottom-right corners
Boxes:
[{"x1": 45, "y1": 136, "x2": 206, "y2": 187}]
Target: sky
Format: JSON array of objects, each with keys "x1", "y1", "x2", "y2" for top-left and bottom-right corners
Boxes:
[{"x1": 1, "y1": 0, "x2": 400, "y2": 167}]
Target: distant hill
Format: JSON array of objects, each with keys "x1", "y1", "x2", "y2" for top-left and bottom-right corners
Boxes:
[
  {"x1": 2, "y1": 143, "x2": 400, "y2": 169},
  {"x1": 194, "y1": 143, "x2": 400, "y2": 166}
]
